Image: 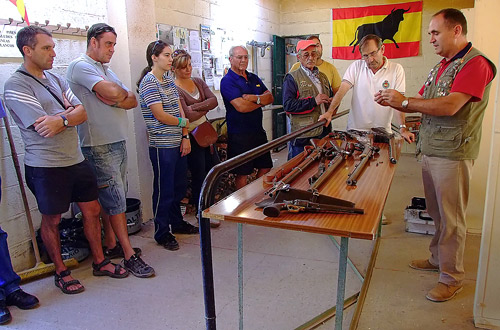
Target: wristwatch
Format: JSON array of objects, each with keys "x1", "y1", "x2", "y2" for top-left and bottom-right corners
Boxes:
[
  {"x1": 60, "y1": 115, "x2": 69, "y2": 127},
  {"x1": 256, "y1": 95, "x2": 261, "y2": 105},
  {"x1": 401, "y1": 98, "x2": 409, "y2": 109},
  {"x1": 182, "y1": 134, "x2": 190, "y2": 139}
]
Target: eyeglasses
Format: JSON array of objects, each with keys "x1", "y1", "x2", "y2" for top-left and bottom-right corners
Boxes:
[
  {"x1": 232, "y1": 55, "x2": 249, "y2": 60},
  {"x1": 301, "y1": 51, "x2": 319, "y2": 59},
  {"x1": 361, "y1": 48, "x2": 381, "y2": 60},
  {"x1": 89, "y1": 24, "x2": 115, "y2": 40}
]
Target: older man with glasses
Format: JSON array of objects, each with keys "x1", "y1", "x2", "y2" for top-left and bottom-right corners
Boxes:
[
  {"x1": 283, "y1": 39, "x2": 334, "y2": 159},
  {"x1": 319, "y1": 34, "x2": 414, "y2": 143},
  {"x1": 66, "y1": 23, "x2": 154, "y2": 278},
  {"x1": 220, "y1": 45, "x2": 274, "y2": 189}
]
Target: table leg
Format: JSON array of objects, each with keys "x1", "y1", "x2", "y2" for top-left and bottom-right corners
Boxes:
[
  {"x1": 335, "y1": 237, "x2": 349, "y2": 330},
  {"x1": 238, "y1": 223, "x2": 243, "y2": 330}
]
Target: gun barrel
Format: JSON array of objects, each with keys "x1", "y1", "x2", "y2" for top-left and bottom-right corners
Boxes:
[
  {"x1": 389, "y1": 137, "x2": 397, "y2": 164},
  {"x1": 309, "y1": 154, "x2": 343, "y2": 191},
  {"x1": 346, "y1": 151, "x2": 371, "y2": 186}
]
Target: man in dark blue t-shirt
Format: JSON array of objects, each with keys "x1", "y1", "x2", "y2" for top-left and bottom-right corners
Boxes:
[{"x1": 220, "y1": 45, "x2": 274, "y2": 189}]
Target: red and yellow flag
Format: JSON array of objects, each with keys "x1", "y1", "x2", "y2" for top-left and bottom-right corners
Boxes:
[
  {"x1": 332, "y1": 1, "x2": 421, "y2": 60},
  {"x1": 9, "y1": 0, "x2": 30, "y2": 25}
]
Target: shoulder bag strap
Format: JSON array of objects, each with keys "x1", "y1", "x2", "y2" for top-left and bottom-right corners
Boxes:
[{"x1": 16, "y1": 70, "x2": 66, "y2": 110}]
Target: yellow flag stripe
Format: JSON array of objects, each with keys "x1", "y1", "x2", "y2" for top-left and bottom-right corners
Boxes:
[
  {"x1": 333, "y1": 12, "x2": 421, "y2": 46},
  {"x1": 16, "y1": 0, "x2": 26, "y2": 18}
]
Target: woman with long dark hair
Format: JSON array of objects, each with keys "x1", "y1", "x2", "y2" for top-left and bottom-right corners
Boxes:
[
  {"x1": 172, "y1": 49, "x2": 220, "y2": 228},
  {"x1": 137, "y1": 40, "x2": 199, "y2": 251}
]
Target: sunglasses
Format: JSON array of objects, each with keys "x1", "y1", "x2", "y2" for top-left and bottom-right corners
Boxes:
[
  {"x1": 173, "y1": 49, "x2": 188, "y2": 58},
  {"x1": 151, "y1": 40, "x2": 162, "y2": 54}
]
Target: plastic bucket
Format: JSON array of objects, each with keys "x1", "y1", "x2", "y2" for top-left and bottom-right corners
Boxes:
[{"x1": 125, "y1": 198, "x2": 142, "y2": 235}]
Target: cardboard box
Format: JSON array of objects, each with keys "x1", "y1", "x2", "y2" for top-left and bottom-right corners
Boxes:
[{"x1": 404, "y1": 197, "x2": 435, "y2": 235}]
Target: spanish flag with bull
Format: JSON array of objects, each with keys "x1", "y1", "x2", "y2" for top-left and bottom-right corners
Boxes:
[{"x1": 332, "y1": 1, "x2": 422, "y2": 59}]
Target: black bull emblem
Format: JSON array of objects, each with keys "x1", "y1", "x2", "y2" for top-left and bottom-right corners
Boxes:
[{"x1": 350, "y1": 7, "x2": 410, "y2": 53}]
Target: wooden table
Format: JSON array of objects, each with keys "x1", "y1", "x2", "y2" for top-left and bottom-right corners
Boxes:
[{"x1": 203, "y1": 140, "x2": 402, "y2": 329}]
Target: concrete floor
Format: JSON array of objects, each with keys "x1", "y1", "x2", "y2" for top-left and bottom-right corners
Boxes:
[{"x1": 3, "y1": 152, "x2": 480, "y2": 330}]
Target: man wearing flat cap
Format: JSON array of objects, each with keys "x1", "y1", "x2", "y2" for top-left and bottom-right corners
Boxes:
[{"x1": 283, "y1": 39, "x2": 333, "y2": 159}]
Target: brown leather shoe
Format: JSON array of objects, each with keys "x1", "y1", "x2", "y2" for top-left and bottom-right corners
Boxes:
[
  {"x1": 426, "y1": 282, "x2": 463, "y2": 302},
  {"x1": 409, "y1": 259, "x2": 439, "y2": 272}
]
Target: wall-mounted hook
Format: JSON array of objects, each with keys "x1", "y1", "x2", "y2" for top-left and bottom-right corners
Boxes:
[
  {"x1": 51, "y1": 24, "x2": 61, "y2": 32},
  {"x1": 16, "y1": 18, "x2": 25, "y2": 26},
  {"x1": 34, "y1": 21, "x2": 39, "y2": 26},
  {"x1": 80, "y1": 25, "x2": 89, "y2": 36},
  {"x1": 41, "y1": 20, "x2": 49, "y2": 27},
  {"x1": 61, "y1": 23, "x2": 71, "y2": 33},
  {"x1": 72, "y1": 27, "x2": 81, "y2": 35},
  {"x1": 4, "y1": 18, "x2": 14, "y2": 26}
]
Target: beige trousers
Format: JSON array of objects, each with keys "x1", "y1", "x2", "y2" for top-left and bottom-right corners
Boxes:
[{"x1": 421, "y1": 155, "x2": 473, "y2": 286}]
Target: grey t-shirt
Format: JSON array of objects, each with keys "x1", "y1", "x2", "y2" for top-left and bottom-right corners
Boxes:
[
  {"x1": 4, "y1": 65, "x2": 84, "y2": 167},
  {"x1": 66, "y1": 54, "x2": 129, "y2": 147}
]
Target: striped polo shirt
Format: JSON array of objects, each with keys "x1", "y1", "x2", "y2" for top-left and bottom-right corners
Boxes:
[{"x1": 139, "y1": 72, "x2": 182, "y2": 148}]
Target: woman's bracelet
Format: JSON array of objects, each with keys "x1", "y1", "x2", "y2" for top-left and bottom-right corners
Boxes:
[{"x1": 177, "y1": 117, "x2": 188, "y2": 127}]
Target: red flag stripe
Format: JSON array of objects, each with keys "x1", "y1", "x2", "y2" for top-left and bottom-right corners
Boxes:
[
  {"x1": 332, "y1": 41, "x2": 420, "y2": 60},
  {"x1": 332, "y1": 1, "x2": 422, "y2": 20}
]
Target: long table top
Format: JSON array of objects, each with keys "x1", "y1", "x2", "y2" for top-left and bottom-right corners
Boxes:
[{"x1": 203, "y1": 140, "x2": 402, "y2": 240}]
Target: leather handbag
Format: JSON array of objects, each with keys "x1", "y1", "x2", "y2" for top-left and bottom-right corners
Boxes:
[{"x1": 191, "y1": 120, "x2": 218, "y2": 147}]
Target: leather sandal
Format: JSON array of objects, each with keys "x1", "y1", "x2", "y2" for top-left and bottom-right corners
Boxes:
[
  {"x1": 92, "y1": 258, "x2": 129, "y2": 278},
  {"x1": 54, "y1": 269, "x2": 85, "y2": 294}
]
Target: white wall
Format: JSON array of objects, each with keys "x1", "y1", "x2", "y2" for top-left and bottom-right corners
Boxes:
[
  {"x1": 0, "y1": 0, "x2": 107, "y2": 271},
  {"x1": 0, "y1": 0, "x2": 280, "y2": 270},
  {"x1": 474, "y1": 0, "x2": 500, "y2": 326}
]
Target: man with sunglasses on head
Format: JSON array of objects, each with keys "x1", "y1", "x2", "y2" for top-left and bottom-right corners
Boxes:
[
  {"x1": 220, "y1": 45, "x2": 274, "y2": 189},
  {"x1": 283, "y1": 40, "x2": 333, "y2": 159},
  {"x1": 319, "y1": 34, "x2": 414, "y2": 143},
  {"x1": 66, "y1": 23, "x2": 154, "y2": 278}
]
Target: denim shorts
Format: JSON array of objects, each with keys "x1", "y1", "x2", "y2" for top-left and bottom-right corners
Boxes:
[
  {"x1": 25, "y1": 161, "x2": 99, "y2": 215},
  {"x1": 81, "y1": 141, "x2": 128, "y2": 215}
]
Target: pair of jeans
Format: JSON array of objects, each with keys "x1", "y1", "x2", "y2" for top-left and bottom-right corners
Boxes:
[
  {"x1": 187, "y1": 136, "x2": 215, "y2": 209},
  {"x1": 0, "y1": 176, "x2": 21, "y2": 301},
  {"x1": 82, "y1": 141, "x2": 128, "y2": 215},
  {"x1": 149, "y1": 147, "x2": 187, "y2": 244}
]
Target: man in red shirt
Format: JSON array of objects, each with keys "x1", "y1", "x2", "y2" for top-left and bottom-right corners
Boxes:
[{"x1": 375, "y1": 8, "x2": 496, "y2": 302}]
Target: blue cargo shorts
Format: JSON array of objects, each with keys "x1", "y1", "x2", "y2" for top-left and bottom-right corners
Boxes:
[{"x1": 81, "y1": 140, "x2": 128, "y2": 215}]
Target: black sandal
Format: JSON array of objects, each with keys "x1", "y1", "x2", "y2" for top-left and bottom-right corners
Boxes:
[
  {"x1": 92, "y1": 258, "x2": 129, "y2": 278},
  {"x1": 54, "y1": 269, "x2": 85, "y2": 294}
]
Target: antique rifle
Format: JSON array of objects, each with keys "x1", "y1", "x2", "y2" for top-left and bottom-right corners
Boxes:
[
  {"x1": 346, "y1": 143, "x2": 380, "y2": 186},
  {"x1": 372, "y1": 127, "x2": 398, "y2": 164},
  {"x1": 265, "y1": 138, "x2": 332, "y2": 198},
  {"x1": 308, "y1": 140, "x2": 350, "y2": 192},
  {"x1": 263, "y1": 199, "x2": 364, "y2": 217}
]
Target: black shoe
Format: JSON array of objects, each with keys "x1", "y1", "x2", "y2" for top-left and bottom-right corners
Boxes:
[
  {"x1": 0, "y1": 300, "x2": 11, "y2": 324},
  {"x1": 6, "y1": 289, "x2": 39, "y2": 310},
  {"x1": 171, "y1": 221, "x2": 199, "y2": 235},
  {"x1": 159, "y1": 233, "x2": 179, "y2": 251},
  {"x1": 104, "y1": 241, "x2": 142, "y2": 259},
  {"x1": 123, "y1": 254, "x2": 155, "y2": 278}
]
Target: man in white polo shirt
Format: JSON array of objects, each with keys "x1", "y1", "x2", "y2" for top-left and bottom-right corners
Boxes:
[{"x1": 319, "y1": 34, "x2": 414, "y2": 142}]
